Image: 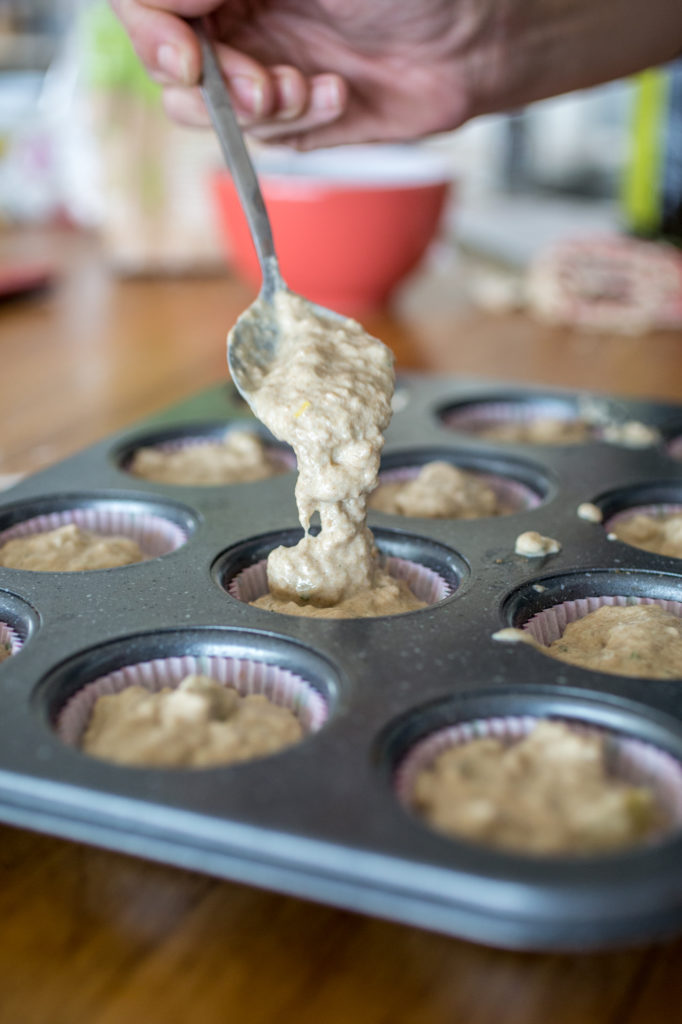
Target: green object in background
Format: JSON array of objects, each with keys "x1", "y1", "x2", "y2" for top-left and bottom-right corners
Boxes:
[
  {"x1": 623, "y1": 61, "x2": 682, "y2": 245},
  {"x1": 82, "y1": 0, "x2": 160, "y2": 103}
]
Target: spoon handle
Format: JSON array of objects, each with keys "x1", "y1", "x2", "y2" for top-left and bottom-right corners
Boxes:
[{"x1": 192, "y1": 20, "x2": 283, "y2": 300}]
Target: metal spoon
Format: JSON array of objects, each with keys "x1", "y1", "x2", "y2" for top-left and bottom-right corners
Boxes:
[{"x1": 194, "y1": 22, "x2": 344, "y2": 403}]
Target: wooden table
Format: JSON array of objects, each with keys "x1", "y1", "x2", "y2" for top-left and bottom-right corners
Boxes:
[{"x1": 2, "y1": 225, "x2": 682, "y2": 1024}]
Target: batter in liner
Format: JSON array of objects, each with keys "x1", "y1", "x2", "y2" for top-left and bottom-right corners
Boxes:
[
  {"x1": 0, "y1": 524, "x2": 145, "y2": 572},
  {"x1": 412, "y1": 720, "x2": 658, "y2": 855},
  {"x1": 611, "y1": 512, "x2": 682, "y2": 559},
  {"x1": 369, "y1": 461, "x2": 502, "y2": 518},
  {"x1": 81, "y1": 674, "x2": 303, "y2": 767},
  {"x1": 129, "y1": 429, "x2": 286, "y2": 485}
]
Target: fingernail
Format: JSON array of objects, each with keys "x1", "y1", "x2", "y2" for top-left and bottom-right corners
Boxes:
[
  {"x1": 157, "y1": 43, "x2": 191, "y2": 85},
  {"x1": 231, "y1": 76, "x2": 266, "y2": 118},
  {"x1": 277, "y1": 72, "x2": 298, "y2": 116},
  {"x1": 311, "y1": 78, "x2": 341, "y2": 113}
]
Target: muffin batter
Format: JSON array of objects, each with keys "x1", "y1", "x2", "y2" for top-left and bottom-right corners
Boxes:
[
  {"x1": 129, "y1": 429, "x2": 286, "y2": 485},
  {"x1": 474, "y1": 417, "x2": 591, "y2": 444},
  {"x1": 81, "y1": 673, "x2": 303, "y2": 767},
  {"x1": 412, "y1": 720, "x2": 657, "y2": 855},
  {"x1": 0, "y1": 524, "x2": 145, "y2": 572},
  {"x1": 514, "y1": 530, "x2": 562, "y2": 557},
  {"x1": 369, "y1": 461, "x2": 501, "y2": 518},
  {"x1": 545, "y1": 604, "x2": 682, "y2": 678},
  {"x1": 242, "y1": 290, "x2": 423, "y2": 616},
  {"x1": 611, "y1": 512, "x2": 682, "y2": 559}
]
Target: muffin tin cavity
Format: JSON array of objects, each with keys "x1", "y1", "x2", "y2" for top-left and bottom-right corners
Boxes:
[
  {"x1": 115, "y1": 420, "x2": 296, "y2": 483},
  {"x1": 213, "y1": 527, "x2": 466, "y2": 612},
  {"x1": 587, "y1": 483, "x2": 682, "y2": 560},
  {"x1": 0, "y1": 591, "x2": 38, "y2": 659},
  {"x1": 36, "y1": 628, "x2": 338, "y2": 753},
  {"x1": 505, "y1": 569, "x2": 682, "y2": 635},
  {"x1": 373, "y1": 448, "x2": 549, "y2": 517},
  {"x1": 0, "y1": 495, "x2": 196, "y2": 568},
  {"x1": 383, "y1": 692, "x2": 682, "y2": 855},
  {"x1": 438, "y1": 393, "x2": 595, "y2": 444}
]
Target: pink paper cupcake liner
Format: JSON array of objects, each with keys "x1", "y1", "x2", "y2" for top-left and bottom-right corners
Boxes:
[
  {"x1": 605, "y1": 503, "x2": 682, "y2": 533},
  {"x1": 395, "y1": 714, "x2": 682, "y2": 843},
  {"x1": 0, "y1": 506, "x2": 188, "y2": 561},
  {"x1": 126, "y1": 432, "x2": 296, "y2": 476},
  {"x1": 0, "y1": 620, "x2": 21, "y2": 659},
  {"x1": 441, "y1": 400, "x2": 590, "y2": 441},
  {"x1": 668, "y1": 436, "x2": 682, "y2": 461},
  {"x1": 56, "y1": 653, "x2": 327, "y2": 749},
  {"x1": 375, "y1": 465, "x2": 540, "y2": 514},
  {"x1": 228, "y1": 555, "x2": 452, "y2": 608},
  {"x1": 522, "y1": 595, "x2": 682, "y2": 647}
]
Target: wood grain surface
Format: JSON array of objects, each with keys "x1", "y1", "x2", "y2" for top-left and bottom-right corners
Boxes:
[{"x1": 2, "y1": 225, "x2": 682, "y2": 1024}]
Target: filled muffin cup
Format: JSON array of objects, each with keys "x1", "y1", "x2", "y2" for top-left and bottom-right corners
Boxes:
[
  {"x1": 395, "y1": 714, "x2": 682, "y2": 854},
  {"x1": 0, "y1": 506, "x2": 188, "y2": 564},
  {"x1": 123, "y1": 430, "x2": 296, "y2": 483},
  {"x1": 440, "y1": 399, "x2": 593, "y2": 444},
  {"x1": 56, "y1": 653, "x2": 328, "y2": 755},
  {"x1": 372, "y1": 464, "x2": 541, "y2": 516},
  {"x1": 604, "y1": 503, "x2": 682, "y2": 554},
  {"x1": 0, "y1": 620, "x2": 21, "y2": 660},
  {"x1": 521, "y1": 594, "x2": 682, "y2": 647},
  {"x1": 228, "y1": 555, "x2": 452, "y2": 609}
]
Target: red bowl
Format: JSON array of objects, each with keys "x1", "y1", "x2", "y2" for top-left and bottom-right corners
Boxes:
[{"x1": 212, "y1": 145, "x2": 452, "y2": 316}]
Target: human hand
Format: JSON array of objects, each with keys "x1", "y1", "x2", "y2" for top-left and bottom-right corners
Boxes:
[{"x1": 112, "y1": 0, "x2": 682, "y2": 149}]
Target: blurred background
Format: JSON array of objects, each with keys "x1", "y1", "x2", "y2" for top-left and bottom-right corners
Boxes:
[{"x1": 1, "y1": 0, "x2": 680, "y2": 325}]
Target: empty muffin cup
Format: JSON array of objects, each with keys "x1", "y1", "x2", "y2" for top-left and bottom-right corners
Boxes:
[
  {"x1": 395, "y1": 714, "x2": 682, "y2": 856},
  {"x1": 56, "y1": 653, "x2": 328, "y2": 765}
]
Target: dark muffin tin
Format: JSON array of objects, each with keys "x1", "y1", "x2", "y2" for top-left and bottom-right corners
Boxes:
[{"x1": 3, "y1": 374, "x2": 682, "y2": 952}]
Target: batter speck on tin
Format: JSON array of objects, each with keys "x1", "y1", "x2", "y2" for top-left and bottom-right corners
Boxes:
[
  {"x1": 241, "y1": 291, "x2": 424, "y2": 617},
  {"x1": 412, "y1": 720, "x2": 658, "y2": 855}
]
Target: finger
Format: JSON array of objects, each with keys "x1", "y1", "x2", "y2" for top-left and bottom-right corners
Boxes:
[
  {"x1": 270, "y1": 66, "x2": 310, "y2": 121},
  {"x1": 162, "y1": 85, "x2": 211, "y2": 127},
  {"x1": 161, "y1": 72, "x2": 277, "y2": 128},
  {"x1": 247, "y1": 73, "x2": 347, "y2": 141},
  {"x1": 111, "y1": 0, "x2": 199, "y2": 85}
]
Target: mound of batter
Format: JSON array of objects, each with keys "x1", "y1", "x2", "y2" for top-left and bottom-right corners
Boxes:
[
  {"x1": 545, "y1": 604, "x2": 682, "y2": 678},
  {"x1": 369, "y1": 461, "x2": 502, "y2": 518},
  {"x1": 81, "y1": 673, "x2": 303, "y2": 768},
  {"x1": 0, "y1": 524, "x2": 145, "y2": 572},
  {"x1": 611, "y1": 512, "x2": 682, "y2": 559},
  {"x1": 474, "y1": 416, "x2": 591, "y2": 444},
  {"x1": 129, "y1": 430, "x2": 286, "y2": 486},
  {"x1": 412, "y1": 720, "x2": 658, "y2": 855}
]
